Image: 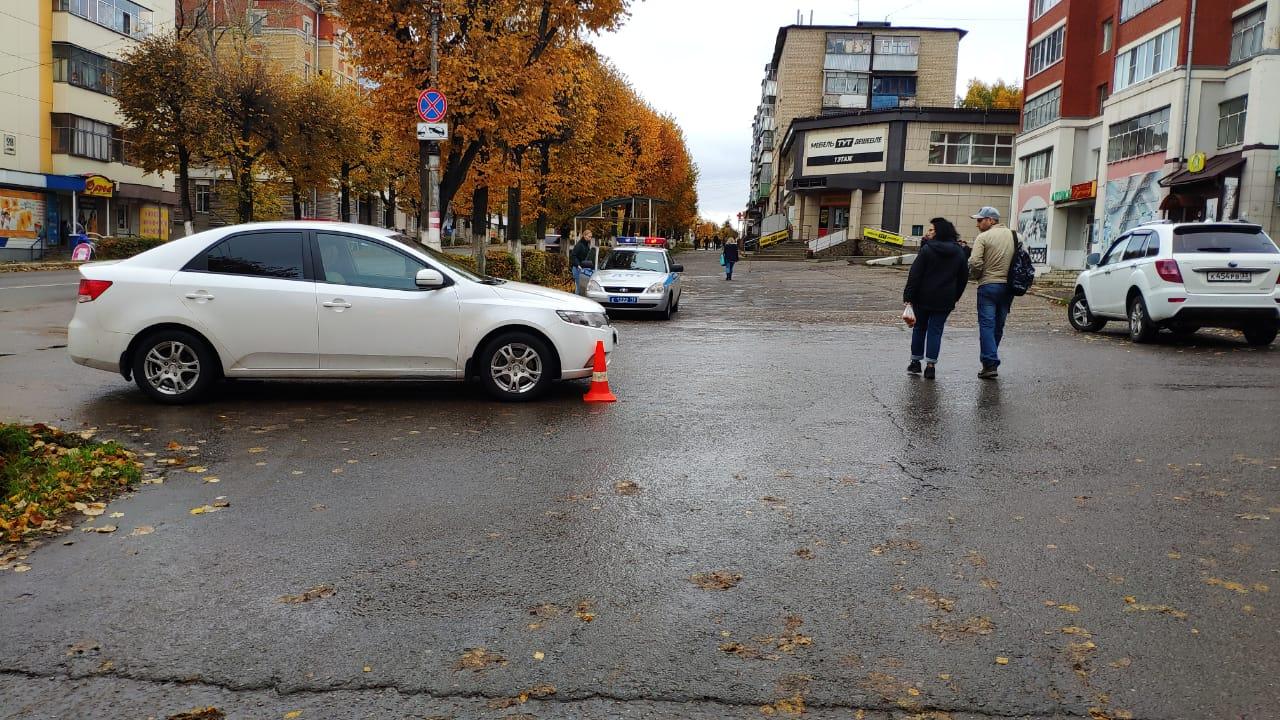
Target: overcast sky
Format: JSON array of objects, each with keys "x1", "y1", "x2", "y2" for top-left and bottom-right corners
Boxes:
[{"x1": 592, "y1": 0, "x2": 1030, "y2": 226}]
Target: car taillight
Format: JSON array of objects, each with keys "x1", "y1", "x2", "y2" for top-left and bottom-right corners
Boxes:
[
  {"x1": 1155, "y1": 259, "x2": 1182, "y2": 283},
  {"x1": 77, "y1": 279, "x2": 112, "y2": 303}
]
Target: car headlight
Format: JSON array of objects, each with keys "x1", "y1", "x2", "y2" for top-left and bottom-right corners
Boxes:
[
  {"x1": 587, "y1": 278, "x2": 603, "y2": 293},
  {"x1": 557, "y1": 310, "x2": 610, "y2": 329},
  {"x1": 645, "y1": 281, "x2": 666, "y2": 294}
]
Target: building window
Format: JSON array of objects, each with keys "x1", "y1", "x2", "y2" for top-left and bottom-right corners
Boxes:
[
  {"x1": 1023, "y1": 86, "x2": 1061, "y2": 132},
  {"x1": 302, "y1": 17, "x2": 313, "y2": 37},
  {"x1": 1028, "y1": 26, "x2": 1065, "y2": 77},
  {"x1": 1229, "y1": 7, "x2": 1265, "y2": 64},
  {"x1": 195, "y1": 183, "x2": 210, "y2": 214},
  {"x1": 55, "y1": 0, "x2": 150, "y2": 39},
  {"x1": 825, "y1": 33, "x2": 872, "y2": 73},
  {"x1": 51, "y1": 113, "x2": 123, "y2": 163},
  {"x1": 1033, "y1": 0, "x2": 1063, "y2": 19},
  {"x1": 1120, "y1": 0, "x2": 1162, "y2": 22},
  {"x1": 1101, "y1": 20, "x2": 1113, "y2": 52},
  {"x1": 1113, "y1": 26, "x2": 1179, "y2": 91},
  {"x1": 249, "y1": 9, "x2": 268, "y2": 35},
  {"x1": 52, "y1": 43, "x2": 119, "y2": 96},
  {"x1": 1107, "y1": 107, "x2": 1170, "y2": 162},
  {"x1": 1021, "y1": 149, "x2": 1053, "y2": 183},
  {"x1": 872, "y1": 35, "x2": 920, "y2": 71},
  {"x1": 1217, "y1": 96, "x2": 1248, "y2": 148},
  {"x1": 1097, "y1": 83, "x2": 1109, "y2": 114},
  {"x1": 824, "y1": 72, "x2": 869, "y2": 95},
  {"x1": 928, "y1": 132, "x2": 1014, "y2": 167},
  {"x1": 871, "y1": 75, "x2": 917, "y2": 108}
]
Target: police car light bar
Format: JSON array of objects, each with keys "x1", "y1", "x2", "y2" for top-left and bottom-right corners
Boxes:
[{"x1": 616, "y1": 236, "x2": 640, "y2": 245}]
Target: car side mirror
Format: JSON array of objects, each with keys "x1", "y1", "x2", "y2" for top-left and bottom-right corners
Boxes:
[
  {"x1": 671, "y1": 264, "x2": 684, "y2": 273},
  {"x1": 1086, "y1": 253, "x2": 1101, "y2": 267},
  {"x1": 415, "y1": 268, "x2": 446, "y2": 289}
]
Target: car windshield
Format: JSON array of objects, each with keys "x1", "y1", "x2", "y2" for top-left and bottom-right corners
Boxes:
[
  {"x1": 604, "y1": 250, "x2": 666, "y2": 273},
  {"x1": 1172, "y1": 227, "x2": 1279, "y2": 254},
  {"x1": 387, "y1": 233, "x2": 497, "y2": 283}
]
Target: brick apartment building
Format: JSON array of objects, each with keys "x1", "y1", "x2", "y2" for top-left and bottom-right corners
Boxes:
[
  {"x1": 1012, "y1": 0, "x2": 1280, "y2": 269},
  {"x1": 746, "y1": 21, "x2": 1018, "y2": 246},
  {"x1": 184, "y1": 0, "x2": 394, "y2": 231}
]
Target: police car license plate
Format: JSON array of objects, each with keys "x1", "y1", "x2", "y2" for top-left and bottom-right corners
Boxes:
[
  {"x1": 609, "y1": 296, "x2": 637, "y2": 304},
  {"x1": 1206, "y1": 271, "x2": 1250, "y2": 282}
]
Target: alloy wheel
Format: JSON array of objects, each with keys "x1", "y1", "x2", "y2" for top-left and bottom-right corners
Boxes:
[
  {"x1": 489, "y1": 343, "x2": 543, "y2": 394},
  {"x1": 143, "y1": 341, "x2": 201, "y2": 396}
]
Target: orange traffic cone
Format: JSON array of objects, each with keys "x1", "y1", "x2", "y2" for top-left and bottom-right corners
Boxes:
[{"x1": 583, "y1": 340, "x2": 617, "y2": 403}]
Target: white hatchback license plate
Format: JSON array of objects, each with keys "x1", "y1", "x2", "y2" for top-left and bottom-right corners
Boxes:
[
  {"x1": 609, "y1": 296, "x2": 637, "y2": 304},
  {"x1": 1206, "y1": 271, "x2": 1251, "y2": 282}
]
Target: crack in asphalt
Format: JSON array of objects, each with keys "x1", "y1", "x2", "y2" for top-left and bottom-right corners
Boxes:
[
  {"x1": 867, "y1": 385, "x2": 945, "y2": 496},
  {"x1": 0, "y1": 668, "x2": 1151, "y2": 719}
]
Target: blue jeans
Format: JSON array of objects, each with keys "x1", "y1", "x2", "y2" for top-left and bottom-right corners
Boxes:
[
  {"x1": 976, "y1": 283, "x2": 1013, "y2": 367},
  {"x1": 725, "y1": 261, "x2": 736, "y2": 278},
  {"x1": 910, "y1": 308, "x2": 950, "y2": 364}
]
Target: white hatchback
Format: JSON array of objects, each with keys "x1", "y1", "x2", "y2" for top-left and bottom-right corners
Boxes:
[
  {"x1": 1068, "y1": 221, "x2": 1280, "y2": 345},
  {"x1": 69, "y1": 222, "x2": 617, "y2": 403}
]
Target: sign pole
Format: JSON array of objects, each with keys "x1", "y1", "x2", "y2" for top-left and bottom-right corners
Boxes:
[{"x1": 417, "y1": 4, "x2": 443, "y2": 251}]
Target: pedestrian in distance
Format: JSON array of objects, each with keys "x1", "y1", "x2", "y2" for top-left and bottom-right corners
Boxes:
[
  {"x1": 571, "y1": 230, "x2": 593, "y2": 296},
  {"x1": 968, "y1": 207, "x2": 1016, "y2": 379},
  {"x1": 722, "y1": 237, "x2": 740, "y2": 280},
  {"x1": 902, "y1": 218, "x2": 969, "y2": 379}
]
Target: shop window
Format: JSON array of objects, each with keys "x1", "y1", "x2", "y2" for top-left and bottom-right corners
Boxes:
[
  {"x1": 1217, "y1": 96, "x2": 1248, "y2": 148},
  {"x1": 1229, "y1": 8, "x2": 1265, "y2": 64},
  {"x1": 1107, "y1": 107, "x2": 1169, "y2": 162}
]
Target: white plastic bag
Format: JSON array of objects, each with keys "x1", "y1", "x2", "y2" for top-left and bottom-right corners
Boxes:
[{"x1": 902, "y1": 303, "x2": 916, "y2": 328}]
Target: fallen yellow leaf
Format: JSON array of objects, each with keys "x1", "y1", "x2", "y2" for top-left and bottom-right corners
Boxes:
[
  {"x1": 362, "y1": 666, "x2": 371, "y2": 673},
  {"x1": 1123, "y1": 596, "x2": 1136, "y2": 604},
  {"x1": 284, "y1": 712, "x2": 302, "y2": 719},
  {"x1": 248, "y1": 447, "x2": 267, "y2": 454},
  {"x1": 533, "y1": 651, "x2": 544, "y2": 661},
  {"x1": 1058, "y1": 604, "x2": 1080, "y2": 613},
  {"x1": 109, "y1": 512, "x2": 124, "y2": 519},
  {"x1": 94, "y1": 525, "x2": 117, "y2": 534},
  {"x1": 186, "y1": 466, "x2": 208, "y2": 473},
  {"x1": 995, "y1": 656, "x2": 1009, "y2": 665},
  {"x1": 130, "y1": 526, "x2": 155, "y2": 536}
]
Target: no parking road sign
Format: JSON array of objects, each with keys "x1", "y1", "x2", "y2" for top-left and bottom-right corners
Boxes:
[{"x1": 417, "y1": 88, "x2": 447, "y2": 123}]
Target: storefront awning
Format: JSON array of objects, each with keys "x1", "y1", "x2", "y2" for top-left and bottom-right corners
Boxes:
[
  {"x1": 0, "y1": 169, "x2": 85, "y2": 192},
  {"x1": 1160, "y1": 152, "x2": 1244, "y2": 188},
  {"x1": 116, "y1": 182, "x2": 178, "y2": 205}
]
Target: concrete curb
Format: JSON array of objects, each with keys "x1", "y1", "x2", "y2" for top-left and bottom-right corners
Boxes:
[
  {"x1": 871, "y1": 263, "x2": 1071, "y2": 306},
  {"x1": 0, "y1": 261, "x2": 83, "y2": 273}
]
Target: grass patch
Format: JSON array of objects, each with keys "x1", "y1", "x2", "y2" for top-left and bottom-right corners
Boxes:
[{"x1": 0, "y1": 423, "x2": 140, "y2": 543}]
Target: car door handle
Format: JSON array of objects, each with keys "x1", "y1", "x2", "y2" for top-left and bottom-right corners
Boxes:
[
  {"x1": 322, "y1": 299, "x2": 352, "y2": 309},
  {"x1": 184, "y1": 291, "x2": 214, "y2": 301}
]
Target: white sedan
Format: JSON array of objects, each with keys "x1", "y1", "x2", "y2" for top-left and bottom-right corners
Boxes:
[{"x1": 69, "y1": 222, "x2": 617, "y2": 403}]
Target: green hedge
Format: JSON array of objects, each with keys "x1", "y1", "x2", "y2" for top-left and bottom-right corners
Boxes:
[
  {"x1": 93, "y1": 236, "x2": 168, "y2": 260},
  {"x1": 448, "y1": 250, "x2": 572, "y2": 290}
]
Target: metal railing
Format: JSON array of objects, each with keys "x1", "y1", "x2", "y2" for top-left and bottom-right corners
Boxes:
[{"x1": 809, "y1": 228, "x2": 847, "y2": 254}]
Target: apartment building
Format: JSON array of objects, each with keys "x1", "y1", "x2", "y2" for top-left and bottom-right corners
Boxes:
[
  {"x1": 0, "y1": 0, "x2": 177, "y2": 260},
  {"x1": 1013, "y1": 0, "x2": 1280, "y2": 269},
  {"x1": 747, "y1": 21, "x2": 1017, "y2": 244}
]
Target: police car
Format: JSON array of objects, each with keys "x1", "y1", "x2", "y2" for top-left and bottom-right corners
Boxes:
[{"x1": 585, "y1": 238, "x2": 684, "y2": 319}]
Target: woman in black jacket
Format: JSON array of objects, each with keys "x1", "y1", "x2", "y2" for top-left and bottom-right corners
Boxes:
[{"x1": 902, "y1": 218, "x2": 969, "y2": 379}]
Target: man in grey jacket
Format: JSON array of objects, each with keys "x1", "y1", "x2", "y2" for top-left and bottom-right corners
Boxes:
[{"x1": 968, "y1": 207, "x2": 1016, "y2": 379}]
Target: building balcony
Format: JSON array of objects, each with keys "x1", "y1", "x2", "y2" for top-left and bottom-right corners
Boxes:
[{"x1": 56, "y1": 0, "x2": 152, "y2": 39}]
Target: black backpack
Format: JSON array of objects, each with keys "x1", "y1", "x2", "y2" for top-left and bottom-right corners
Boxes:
[{"x1": 1007, "y1": 230, "x2": 1035, "y2": 297}]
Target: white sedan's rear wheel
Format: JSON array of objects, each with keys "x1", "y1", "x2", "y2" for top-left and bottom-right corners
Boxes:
[{"x1": 132, "y1": 329, "x2": 218, "y2": 404}]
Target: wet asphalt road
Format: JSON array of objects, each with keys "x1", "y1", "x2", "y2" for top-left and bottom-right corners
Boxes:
[{"x1": 1, "y1": 253, "x2": 1278, "y2": 720}]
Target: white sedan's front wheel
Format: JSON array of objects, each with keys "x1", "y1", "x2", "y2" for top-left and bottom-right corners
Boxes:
[{"x1": 478, "y1": 331, "x2": 554, "y2": 401}]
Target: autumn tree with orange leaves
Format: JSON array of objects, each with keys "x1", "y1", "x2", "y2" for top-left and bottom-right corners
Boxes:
[{"x1": 340, "y1": 0, "x2": 699, "y2": 268}]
